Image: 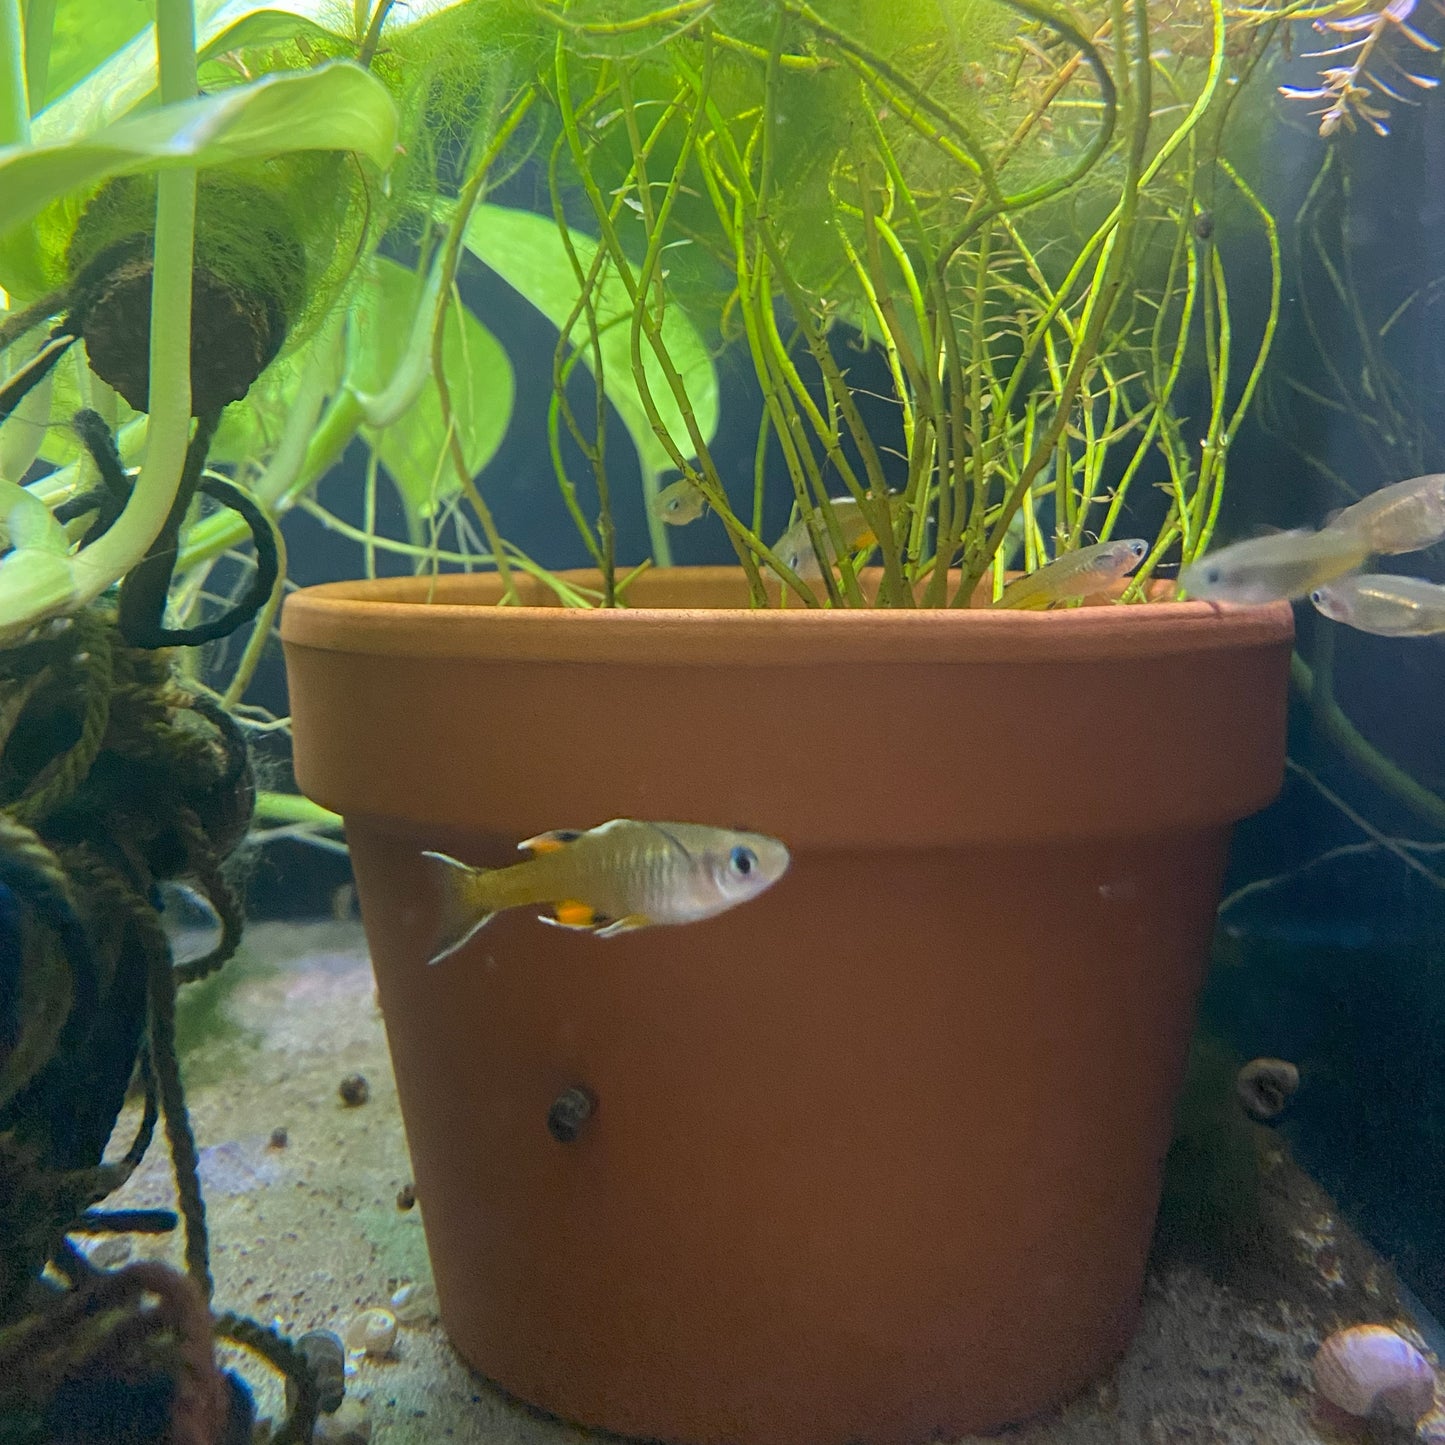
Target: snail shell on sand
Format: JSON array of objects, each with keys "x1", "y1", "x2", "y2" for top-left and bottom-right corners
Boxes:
[
  {"x1": 1312, "y1": 1324, "x2": 1437, "y2": 1426},
  {"x1": 343, "y1": 1307, "x2": 398, "y2": 1360}
]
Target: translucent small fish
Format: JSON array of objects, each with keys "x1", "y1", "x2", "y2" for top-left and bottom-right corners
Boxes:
[
  {"x1": 423, "y1": 819, "x2": 790, "y2": 963},
  {"x1": 991, "y1": 538, "x2": 1148, "y2": 610},
  {"x1": 1178, "y1": 528, "x2": 1369, "y2": 603},
  {"x1": 650, "y1": 479, "x2": 708, "y2": 526},
  {"x1": 1323, "y1": 473, "x2": 1445, "y2": 555},
  {"x1": 1310, "y1": 573, "x2": 1445, "y2": 636},
  {"x1": 773, "y1": 495, "x2": 902, "y2": 580}
]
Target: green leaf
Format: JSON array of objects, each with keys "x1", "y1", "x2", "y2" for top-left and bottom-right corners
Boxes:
[
  {"x1": 350, "y1": 256, "x2": 514, "y2": 522},
  {"x1": 0, "y1": 546, "x2": 75, "y2": 639},
  {"x1": 34, "y1": 0, "x2": 476, "y2": 143},
  {"x1": 0, "y1": 479, "x2": 77, "y2": 639},
  {"x1": 0, "y1": 342, "x2": 57, "y2": 482},
  {"x1": 0, "y1": 61, "x2": 399, "y2": 239},
  {"x1": 0, "y1": 479, "x2": 68, "y2": 553},
  {"x1": 37, "y1": 0, "x2": 151, "y2": 114},
  {"x1": 462, "y1": 202, "x2": 719, "y2": 476}
]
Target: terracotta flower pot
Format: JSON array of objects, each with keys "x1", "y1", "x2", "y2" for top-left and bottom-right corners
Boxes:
[{"x1": 280, "y1": 568, "x2": 1293, "y2": 1445}]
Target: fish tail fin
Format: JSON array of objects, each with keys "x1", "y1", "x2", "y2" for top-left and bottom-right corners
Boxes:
[{"x1": 422, "y1": 851, "x2": 498, "y2": 965}]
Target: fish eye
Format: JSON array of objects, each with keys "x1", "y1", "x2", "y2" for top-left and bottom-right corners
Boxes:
[
  {"x1": 1129, "y1": 541, "x2": 1147, "y2": 558},
  {"x1": 1204, "y1": 565, "x2": 1222, "y2": 584},
  {"x1": 728, "y1": 845, "x2": 757, "y2": 877},
  {"x1": 1310, "y1": 589, "x2": 1324, "y2": 604}
]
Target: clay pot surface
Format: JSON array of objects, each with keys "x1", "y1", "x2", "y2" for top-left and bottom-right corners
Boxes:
[{"x1": 281, "y1": 569, "x2": 1294, "y2": 1445}]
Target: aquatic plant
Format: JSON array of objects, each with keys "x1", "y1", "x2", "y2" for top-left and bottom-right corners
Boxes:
[
  {"x1": 0, "y1": 0, "x2": 1299, "y2": 651},
  {"x1": 1278, "y1": 0, "x2": 1442, "y2": 137}
]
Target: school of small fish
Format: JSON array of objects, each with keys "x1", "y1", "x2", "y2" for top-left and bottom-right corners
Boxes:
[
  {"x1": 657, "y1": 469, "x2": 1445, "y2": 633},
  {"x1": 1179, "y1": 472, "x2": 1445, "y2": 637},
  {"x1": 423, "y1": 818, "x2": 790, "y2": 964}
]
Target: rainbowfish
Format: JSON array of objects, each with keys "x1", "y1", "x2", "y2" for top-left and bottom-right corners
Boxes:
[
  {"x1": 1178, "y1": 527, "x2": 1369, "y2": 603},
  {"x1": 651, "y1": 479, "x2": 708, "y2": 526},
  {"x1": 991, "y1": 538, "x2": 1148, "y2": 610},
  {"x1": 423, "y1": 819, "x2": 790, "y2": 963},
  {"x1": 773, "y1": 495, "x2": 903, "y2": 580},
  {"x1": 1310, "y1": 573, "x2": 1445, "y2": 636},
  {"x1": 1323, "y1": 473, "x2": 1445, "y2": 555}
]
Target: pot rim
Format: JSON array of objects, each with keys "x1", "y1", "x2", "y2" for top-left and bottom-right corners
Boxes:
[{"x1": 281, "y1": 567, "x2": 1294, "y2": 668}]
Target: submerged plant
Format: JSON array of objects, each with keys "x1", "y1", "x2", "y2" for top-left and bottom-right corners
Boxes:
[
  {"x1": 0, "y1": 0, "x2": 1298, "y2": 649},
  {"x1": 503, "y1": 0, "x2": 1287, "y2": 608},
  {"x1": 1279, "y1": 0, "x2": 1442, "y2": 136}
]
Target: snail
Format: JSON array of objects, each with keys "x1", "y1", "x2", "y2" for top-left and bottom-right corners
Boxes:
[
  {"x1": 343, "y1": 1307, "x2": 398, "y2": 1360},
  {"x1": 1235, "y1": 1056, "x2": 1299, "y2": 1121},
  {"x1": 1312, "y1": 1324, "x2": 1437, "y2": 1427}
]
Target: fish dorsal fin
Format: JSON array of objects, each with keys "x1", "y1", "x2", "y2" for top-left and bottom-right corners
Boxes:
[{"x1": 517, "y1": 828, "x2": 585, "y2": 855}]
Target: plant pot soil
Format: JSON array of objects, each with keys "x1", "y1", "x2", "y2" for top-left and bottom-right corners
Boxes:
[{"x1": 281, "y1": 568, "x2": 1294, "y2": 1445}]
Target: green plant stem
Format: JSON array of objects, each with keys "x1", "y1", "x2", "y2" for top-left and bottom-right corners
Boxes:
[
  {"x1": 0, "y1": 0, "x2": 28, "y2": 145},
  {"x1": 543, "y1": 72, "x2": 686, "y2": 588},
  {"x1": 956, "y1": 0, "x2": 1153, "y2": 604},
  {"x1": 298, "y1": 496, "x2": 601, "y2": 604},
  {"x1": 1291, "y1": 652, "x2": 1445, "y2": 833},
  {"x1": 690, "y1": 133, "x2": 823, "y2": 604},
  {"x1": 221, "y1": 502, "x2": 286, "y2": 707},
  {"x1": 556, "y1": 39, "x2": 773, "y2": 597},
  {"x1": 67, "y1": 0, "x2": 197, "y2": 617},
  {"x1": 616, "y1": 64, "x2": 689, "y2": 570},
  {"x1": 354, "y1": 89, "x2": 534, "y2": 434},
  {"x1": 357, "y1": 0, "x2": 394, "y2": 68}
]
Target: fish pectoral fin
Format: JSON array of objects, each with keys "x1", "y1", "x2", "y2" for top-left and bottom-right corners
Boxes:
[
  {"x1": 594, "y1": 914, "x2": 652, "y2": 938},
  {"x1": 517, "y1": 828, "x2": 585, "y2": 855}
]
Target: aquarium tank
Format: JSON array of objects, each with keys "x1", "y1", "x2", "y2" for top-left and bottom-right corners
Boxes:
[{"x1": 1, "y1": 0, "x2": 1443, "y2": 1442}]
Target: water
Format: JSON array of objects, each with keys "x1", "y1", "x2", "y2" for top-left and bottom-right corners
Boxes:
[{"x1": 4, "y1": 1, "x2": 1445, "y2": 1439}]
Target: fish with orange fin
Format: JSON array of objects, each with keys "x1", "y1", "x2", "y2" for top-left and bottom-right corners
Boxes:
[
  {"x1": 991, "y1": 538, "x2": 1148, "y2": 609},
  {"x1": 423, "y1": 819, "x2": 790, "y2": 964},
  {"x1": 772, "y1": 494, "x2": 906, "y2": 581}
]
